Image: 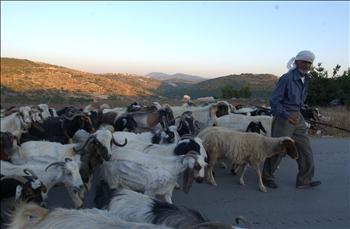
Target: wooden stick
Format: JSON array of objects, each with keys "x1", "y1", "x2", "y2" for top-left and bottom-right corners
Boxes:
[{"x1": 307, "y1": 119, "x2": 350, "y2": 134}]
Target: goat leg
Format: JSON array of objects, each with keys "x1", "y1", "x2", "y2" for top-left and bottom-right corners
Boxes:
[
  {"x1": 253, "y1": 164, "x2": 267, "y2": 192},
  {"x1": 205, "y1": 166, "x2": 217, "y2": 186},
  {"x1": 239, "y1": 164, "x2": 248, "y2": 186}
]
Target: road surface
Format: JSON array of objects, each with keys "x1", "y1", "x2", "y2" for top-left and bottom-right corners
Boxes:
[{"x1": 47, "y1": 137, "x2": 350, "y2": 229}]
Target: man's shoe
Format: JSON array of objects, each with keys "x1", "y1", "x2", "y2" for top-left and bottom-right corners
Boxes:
[
  {"x1": 296, "y1": 180, "x2": 322, "y2": 189},
  {"x1": 262, "y1": 179, "x2": 278, "y2": 189}
]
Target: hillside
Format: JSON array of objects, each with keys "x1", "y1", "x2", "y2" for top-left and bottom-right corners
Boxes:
[
  {"x1": 1, "y1": 58, "x2": 278, "y2": 105},
  {"x1": 1, "y1": 58, "x2": 161, "y2": 104},
  {"x1": 157, "y1": 73, "x2": 278, "y2": 99},
  {"x1": 146, "y1": 72, "x2": 206, "y2": 82}
]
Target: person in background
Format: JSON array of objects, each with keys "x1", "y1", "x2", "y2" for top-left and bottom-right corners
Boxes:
[{"x1": 183, "y1": 95, "x2": 194, "y2": 106}]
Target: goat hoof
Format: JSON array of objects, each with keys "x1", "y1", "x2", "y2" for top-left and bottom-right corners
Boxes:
[
  {"x1": 219, "y1": 162, "x2": 227, "y2": 169},
  {"x1": 239, "y1": 181, "x2": 245, "y2": 186},
  {"x1": 231, "y1": 169, "x2": 237, "y2": 176},
  {"x1": 259, "y1": 187, "x2": 267, "y2": 192}
]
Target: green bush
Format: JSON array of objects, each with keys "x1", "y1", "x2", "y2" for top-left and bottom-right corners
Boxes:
[
  {"x1": 306, "y1": 63, "x2": 350, "y2": 106},
  {"x1": 221, "y1": 84, "x2": 252, "y2": 99}
]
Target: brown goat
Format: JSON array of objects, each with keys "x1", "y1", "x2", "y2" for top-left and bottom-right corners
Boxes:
[{"x1": 198, "y1": 127, "x2": 298, "y2": 192}]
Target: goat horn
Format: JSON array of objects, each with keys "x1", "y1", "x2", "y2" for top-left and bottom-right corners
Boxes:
[
  {"x1": 180, "y1": 134, "x2": 195, "y2": 141},
  {"x1": 23, "y1": 169, "x2": 38, "y2": 179},
  {"x1": 45, "y1": 161, "x2": 65, "y2": 171},
  {"x1": 112, "y1": 136, "x2": 127, "y2": 147},
  {"x1": 5, "y1": 107, "x2": 19, "y2": 116},
  {"x1": 63, "y1": 112, "x2": 85, "y2": 121},
  {"x1": 177, "y1": 119, "x2": 183, "y2": 131},
  {"x1": 73, "y1": 135, "x2": 95, "y2": 153},
  {"x1": 194, "y1": 120, "x2": 201, "y2": 129}
]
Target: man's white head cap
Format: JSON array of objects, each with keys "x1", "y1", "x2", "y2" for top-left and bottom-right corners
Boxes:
[{"x1": 287, "y1": 50, "x2": 315, "y2": 70}]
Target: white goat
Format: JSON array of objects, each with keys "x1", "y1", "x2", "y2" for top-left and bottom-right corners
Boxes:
[
  {"x1": 171, "y1": 104, "x2": 216, "y2": 125},
  {"x1": 102, "y1": 107, "x2": 126, "y2": 115},
  {"x1": 8, "y1": 202, "x2": 171, "y2": 229},
  {"x1": 100, "y1": 150, "x2": 206, "y2": 203},
  {"x1": 233, "y1": 107, "x2": 257, "y2": 116},
  {"x1": 213, "y1": 113, "x2": 273, "y2": 136},
  {"x1": 106, "y1": 189, "x2": 248, "y2": 229},
  {"x1": 1, "y1": 108, "x2": 32, "y2": 138},
  {"x1": 198, "y1": 127, "x2": 299, "y2": 192},
  {"x1": 9, "y1": 129, "x2": 126, "y2": 207},
  {"x1": 112, "y1": 125, "x2": 179, "y2": 146},
  {"x1": 1, "y1": 159, "x2": 84, "y2": 207},
  {"x1": 113, "y1": 131, "x2": 207, "y2": 161},
  {"x1": 36, "y1": 104, "x2": 52, "y2": 120},
  {"x1": 10, "y1": 129, "x2": 122, "y2": 164}
]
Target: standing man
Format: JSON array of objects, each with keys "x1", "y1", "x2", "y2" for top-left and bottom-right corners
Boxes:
[{"x1": 262, "y1": 50, "x2": 321, "y2": 189}]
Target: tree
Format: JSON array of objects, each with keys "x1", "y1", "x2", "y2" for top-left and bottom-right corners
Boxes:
[
  {"x1": 238, "y1": 85, "x2": 252, "y2": 98},
  {"x1": 221, "y1": 84, "x2": 252, "y2": 99},
  {"x1": 306, "y1": 63, "x2": 350, "y2": 106},
  {"x1": 221, "y1": 85, "x2": 235, "y2": 99}
]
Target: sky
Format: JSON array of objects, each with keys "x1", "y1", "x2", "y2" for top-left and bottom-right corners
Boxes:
[{"x1": 1, "y1": 1, "x2": 349, "y2": 78}]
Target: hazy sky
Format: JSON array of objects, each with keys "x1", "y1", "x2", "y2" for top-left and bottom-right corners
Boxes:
[{"x1": 1, "y1": 1, "x2": 349, "y2": 78}]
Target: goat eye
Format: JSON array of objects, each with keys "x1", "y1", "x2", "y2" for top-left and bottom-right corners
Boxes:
[{"x1": 194, "y1": 164, "x2": 202, "y2": 170}]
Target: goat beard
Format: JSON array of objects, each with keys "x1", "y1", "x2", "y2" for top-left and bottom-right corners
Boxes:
[{"x1": 182, "y1": 168, "x2": 194, "y2": 194}]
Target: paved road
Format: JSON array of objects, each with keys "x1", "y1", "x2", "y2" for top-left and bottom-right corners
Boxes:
[{"x1": 47, "y1": 137, "x2": 350, "y2": 229}]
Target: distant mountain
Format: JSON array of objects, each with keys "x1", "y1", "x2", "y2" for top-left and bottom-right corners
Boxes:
[
  {"x1": 157, "y1": 73, "x2": 278, "y2": 99},
  {"x1": 146, "y1": 72, "x2": 206, "y2": 82}
]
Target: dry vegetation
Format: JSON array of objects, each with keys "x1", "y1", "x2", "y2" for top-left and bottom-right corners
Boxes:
[
  {"x1": 1, "y1": 58, "x2": 161, "y2": 99},
  {"x1": 315, "y1": 106, "x2": 350, "y2": 137}
]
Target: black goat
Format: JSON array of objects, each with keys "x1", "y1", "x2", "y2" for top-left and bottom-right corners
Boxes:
[
  {"x1": 56, "y1": 106, "x2": 82, "y2": 116},
  {"x1": 20, "y1": 113, "x2": 94, "y2": 144},
  {"x1": 0, "y1": 132, "x2": 19, "y2": 161},
  {"x1": 177, "y1": 111, "x2": 200, "y2": 137}
]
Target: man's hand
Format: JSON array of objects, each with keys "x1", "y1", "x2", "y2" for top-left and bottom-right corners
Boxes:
[{"x1": 288, "y1": 114, "x2": 299, "y2": 125}]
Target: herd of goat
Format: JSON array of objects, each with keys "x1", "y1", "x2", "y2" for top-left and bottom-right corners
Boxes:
[{"x1": 0, "y1": 100, "x2": 322, "y2": 228}]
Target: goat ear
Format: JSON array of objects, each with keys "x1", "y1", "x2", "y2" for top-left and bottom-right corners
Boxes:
[
  {"x1": 281, "y1": 139, "x2": 298, "y2": 159},
  {"x1": 15, "y1": 185, "x2": 23, "y2": 201},
  {"x1": 182, "y1": 156, "x2": 196, "y2": 169},
  {"x1": 280, "y1": 138, "x2": 294, "y2": 145},
  {"x1": 182, "y1": 167, "x2": 194, "y2": 194}
]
